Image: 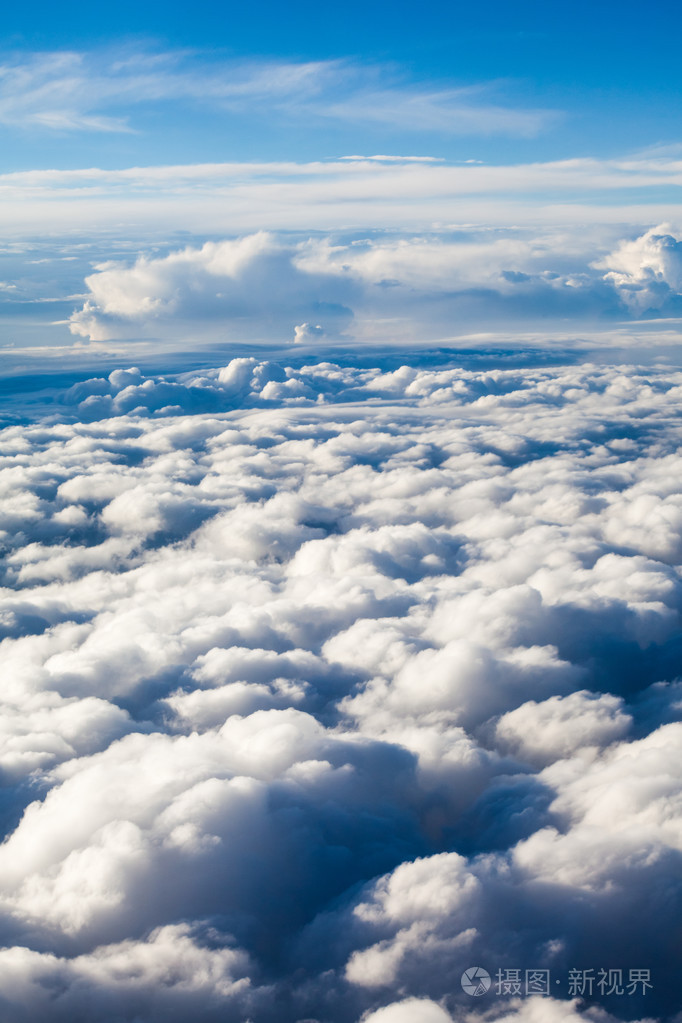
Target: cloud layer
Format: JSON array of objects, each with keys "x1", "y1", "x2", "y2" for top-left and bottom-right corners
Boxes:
[
  {"x1": 0, "y1": 351, "x2": 680, "y2": 1021},
  {"x1": 2, "y1": 156, "x2": 682, "y2": 241},
  {"x1": 65, "y1": 225, "x2": 682, "y2": 343}
]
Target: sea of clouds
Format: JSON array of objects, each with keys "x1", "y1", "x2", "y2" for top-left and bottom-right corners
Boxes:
[{"x1": 0, "y1": 349, "x2": 680, "y2": 1022}]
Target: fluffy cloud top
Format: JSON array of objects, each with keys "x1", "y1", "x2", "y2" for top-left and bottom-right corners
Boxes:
[
  {"x1": 0, "y1": 352, "x2": 680, "y2": 1021},
  {"x1": 69, "y1": 233, "x2": 356, "y2": 342},
  {"x1": 595, "y1": 225, "x2": 682, "y2": 313}
]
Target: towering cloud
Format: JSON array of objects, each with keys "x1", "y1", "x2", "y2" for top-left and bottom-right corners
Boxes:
[
  {"x1": 595, "y1": 225, "x2": 682, "y2": 313},
  {"x1": 67, "y1": 225, "x2": 682, "y2": 344}
]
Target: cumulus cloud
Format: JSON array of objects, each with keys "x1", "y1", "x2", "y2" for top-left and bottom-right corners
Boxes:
[
  {"x1": 361, "y1": 998, "x2": 454, "y2": 1022},
  {"x1": 595, "y1": 224, "x2": 682, "y2": 313},
  {"x1": 0, "y1": 924, "x2": 257, "y2": 1022},
  {"x1": 0, "y1": 351, "x2": 679, "y2": 1021},
  {"x1": 65, "y1": 224, "x2": 682, "y2": 344},
  {"x1": 494, "y1": 691, "x2": 632, "y2": 766},
  {"x1": 69, "y1": 233, "x2": 356, "y2": 342},
  {"x1": 362, "y1": 998, "x2": 645, "y2": 1023},
  {"x1": 294, "y1": 322, "x2": 326, "y2": 344}
]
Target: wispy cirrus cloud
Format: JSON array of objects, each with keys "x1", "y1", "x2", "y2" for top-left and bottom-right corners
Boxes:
[
  {"x1": 0, "y1": 48, "x2": 556, "y2": 137},
  {"x1": 0, "y1": 154, "x2": 681, "y2": 240},
  {"x1": 322, "y1": 83, "x2": 552, "y2": 137}
]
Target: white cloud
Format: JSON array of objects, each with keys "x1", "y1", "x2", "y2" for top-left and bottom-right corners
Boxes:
[
  {"x1": 361, "y1": 998, "x2": 641, "y2": 1023},
  {"x1": 321, "y1": 82, "x2": 553, "y2": 137},
  {"x1": 595, "y1": 224, "x2": 682, "y2": 312},
  {"x1": 345, "y1": 853, "x2": 480, "y2": 988},
  {"x1": 461, "y1": 1000, "x2": 643, "y2": 1022},
  {"x1": 513, "y1": 722, "x2": 682, "y2": 888},
  {"x1": 1, "y1": 155, "x2": 681, "y2": 240},
  {"x1": 0, "y1": 49, "x2": 554, "y2": 137},
  {"x1": 294, "y1": 322, "x2": 326, "y2": 343},
  {"x1": 0, "y1": 924, "x2": 255, "y2": 1022},
  {"x1": 494, "y1": 691, "x2": 632, "y2": 766},
  {"x1": 69, "y1": 233, "x2": 356, "y2": 342},
  {"x1": 64, "y1": 225, "x2": 682, "y2": 344},
  {"x1": 361, "y1": 998, "x2": 454, "y2": 1022}
]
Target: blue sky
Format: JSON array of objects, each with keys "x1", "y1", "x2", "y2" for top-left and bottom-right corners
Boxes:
[{"x1": 2, "y1": 0, "x2": 682, "y2": 168}]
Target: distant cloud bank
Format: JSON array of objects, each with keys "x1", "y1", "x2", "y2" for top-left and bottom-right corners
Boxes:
[
  {"x1": 66, "y1": 224, "x2": 682, "y2": 343},
  {"x1": 2, "y1": 155, "x2": 682, "y2": 242}
]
